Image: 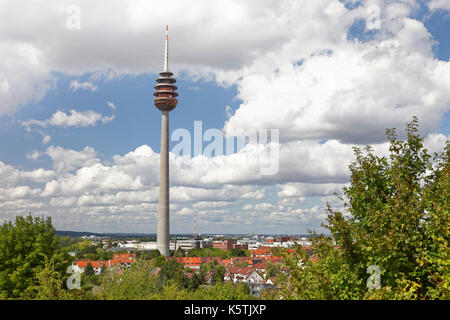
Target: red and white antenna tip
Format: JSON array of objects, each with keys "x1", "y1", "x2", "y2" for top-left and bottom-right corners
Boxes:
[{"x1": 164, "y1": 25, "x2": 169, "y2": 71}]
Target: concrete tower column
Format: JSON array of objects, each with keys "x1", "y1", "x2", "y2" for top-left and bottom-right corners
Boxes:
[
  {"x1": 157, "y1": 110, "x2": 170, "y2": 257},
  {"x1": 154, "y1": 25, "x2": 178, "y2": 257}
]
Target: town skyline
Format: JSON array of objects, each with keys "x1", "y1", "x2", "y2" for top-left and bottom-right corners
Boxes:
[{"x1": 0, "y1": 0, "x2": 449, "y2": 235}]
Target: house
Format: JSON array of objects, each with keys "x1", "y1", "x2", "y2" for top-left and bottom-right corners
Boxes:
[
  {"x1": 225, "y1": 266, "x2": 266, "y2": 297},
  {"x1": 250, "y1": 247, "x2": 272, "y2": 258},
  {"x1": 245, "y1": 269, "x2": 265, "y2": 285},
  {"x1": 74, "y1": 260, "x2": 106, "y2": 275},
  {"x1": 172, "y1": 257, "x2": 205, "y2": 270},
  {"x1": 73, "y1": 252, "x2": 136, "y2": 274},
  {"x1": 224, "y1": 266, "x2": 264, "y2": 284}
]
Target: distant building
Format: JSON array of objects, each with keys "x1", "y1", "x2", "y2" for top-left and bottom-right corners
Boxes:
[
  {"x1": 213, "y1": 240, "x2": 233, "y2": 250},
  {"x1": 174, "y1": 239, "x2": 198, "y2": 251},
  {"x1": 266, "y1": 237, "x2": 275, "y2": 244},
  {"x1": 251, "y1": 247, "x2": 272, "y2": 258}
]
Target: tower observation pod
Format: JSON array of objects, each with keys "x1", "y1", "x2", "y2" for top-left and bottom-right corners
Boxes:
[
  {"x1": 154, "y1": 25, "x2": 178, "y2": 257},
  {"x1": 154, "y1": 25, "x2": 178, "y2": 112}
]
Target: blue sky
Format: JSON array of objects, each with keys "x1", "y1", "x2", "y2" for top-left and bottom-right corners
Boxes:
[{"x1": 0, "y1": 0, "x2": 449, "y2": 234}]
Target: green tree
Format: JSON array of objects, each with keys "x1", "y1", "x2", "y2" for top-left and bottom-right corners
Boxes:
[
  {"x1": 277, "y1": 118, "x2": 449, "y2": 300},
  {"x1": 0, "y1": 214, "x2": 68, "y2": 299},
  {"x1": 211, "y1": 265, "x2": 225, "y2": 285},
  {"x1": 97, "y1": 259, "x2": 160, "y2": 300},
  {"x1": 84, "y1": 262, "x2": 95, "y2": 277},
  {"x1": 151, "y1": 255, "x2": 167, "y2": 269},
  {"x1": 31, "y1": 257, "x2": 94, "y2": 300},
  {"x1": 156, "y1": 259, "x2": 188, "y2": 289},
  {"x1": 174, "y1": 247, "x2": 185, "y2": 257},
  {"x1": 187, "y1": 272, "x2": 202, "y2": 291},
  {"x1": 265, "y1": 260, "x2": 281, "y2": 279},
  {"x1": 230, "y1": 248, "x2": 249, "y2": 257},
  {"x1": 99, "y1": 263, "x2": 107, "y2": 276}
]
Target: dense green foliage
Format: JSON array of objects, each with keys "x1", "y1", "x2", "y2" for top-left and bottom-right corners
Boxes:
[
  {"x1": 97, "y1": 259, "x2": 252, "y2": 300},
  {"x1": 274, "y1": 119, "x2": 449, "y2": 300},
  {"x1": 0, "y1": 215, "x2": 70, "y2": 299}
]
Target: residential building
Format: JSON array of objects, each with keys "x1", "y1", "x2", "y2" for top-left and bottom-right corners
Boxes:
[{"x1": 213, "y1": 240, "x2": 233, "y2": 250}]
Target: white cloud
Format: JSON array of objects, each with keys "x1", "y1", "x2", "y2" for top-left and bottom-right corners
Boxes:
[
  {"x1": 107, "y1": 101, "x2": 117, "y2": 110},
  {"x1": 22, "y1": 109, "x2": 115, "y2": 130},
  {"x1": 0, "y1": 186, "x2": 41, "y2": 200},
  {"x1": 0, "y1": 42, "x2": 55, "y2": 115},
  {"x1": 224, "y1": 19, "x2": 450, "y2": 144},
  {"x1": 44, "y1": 145, "x2": 99, "y2": 173},
  {"x1": 277, "y1": 182, "x2": 347, "y2": 198},
  {"x1": 0, "y1": 161, "x2": 55, "y2": 187},
  {"x1": 240, "y1": 189, "x2": 266, "y2": 199},
  {"x1": 69, "y1": 80, "x2": 98, "y2": 92},
  {"x1": 42, "y1": 135, "x2": 51, "y2": 145},
  {"x1": 424, "y1": 133, "x2": 449, "y2": 155},
  {"x1": 178, "y1": 207, "x2": 193, "y2": 216},
  {"x1": 0, "y1": 0, "x2": 362, "y2": 115},
  {"x1": 0, "y1": 0, "x2": 448, "y2": 142},
  {"x1": 26, "y1": 150, "x2": 42, "y2": 161},
  {"x1": 1, "y1": 0, "x2": 449, "y2": 233},
  {"x1": 20, "y1": 168, "x2": 56, "y2": 184},
  {"x1": 193, "y1": 201, "x2": 232, "y2": 209},
  {"x1": 428, "y1": 0, "x2": 450, "y2": 11}
]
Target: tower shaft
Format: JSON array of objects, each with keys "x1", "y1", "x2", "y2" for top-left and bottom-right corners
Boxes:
[
  {"x1": 157, "y1": 111, "x2": 170, "y2": 256},
  {"x1": 154, "y1": 25, "x2": 178, "y2": 257}
]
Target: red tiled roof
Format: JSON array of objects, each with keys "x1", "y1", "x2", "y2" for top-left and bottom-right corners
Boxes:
[
  {"x1": 113, "y1": 253, "x2": 136, "y2": 260},
  {"x1": 76, "y1": 254, "x2": 135, "y2": 269},
  {"x1": 227, "y1": 266, "x2": 255, "y2": 276},
  {"x1": 252, "y1": 262, "x2": 267, "y2": 269},
  {"x1": 76, "y1": 261, "x2": 106, "y2": 268}
]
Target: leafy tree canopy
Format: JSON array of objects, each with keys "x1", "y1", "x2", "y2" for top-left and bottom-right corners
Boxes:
[
  {"x1": 277, "y1": 118, "x2": 449, "y2": 300},
  {"x1": 0, "y1": 214, "x2": 68, "y2": 299}
]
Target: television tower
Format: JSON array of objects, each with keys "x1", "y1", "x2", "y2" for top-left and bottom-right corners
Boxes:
[{"x1": 154, "y1": 25, "x2": 178, "y2": 257}]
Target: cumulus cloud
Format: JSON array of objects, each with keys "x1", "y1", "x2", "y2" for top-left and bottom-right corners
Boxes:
[
  {"x1": 0, "y1": 186, "x2": 41, "y2": 201},
  {"x1": 0, "y1": 161, "x2": 55, "y2": 187},
  {"x1": 22, "y1": 109, "x2": 115, "y2": 130},
  {"x1": 0, "y1": 0, "x2": 448, "y2": 144},
  {"x1": 193, "y1": 201, "x2": 232, "y2": 209},
  {"x1": 277, "y1": 183, "x2": 347, "y2": 198},
  {"x1": 224, "y1": 19, "x2": 450, "y2": 144},
  {"x1": 0, "y1": 42, "x2": 55, "y2": 115},
  {"x1": 0, "y1": 0, "x2": 301, "y2": 114},
  {"x1": 44, "y1": 145, "x2": 99, "y2": 173},
  {"x1": 1, "y1": 0, "x2": 449, "y2": 232},
  {"x1": 428, "y1": 0, "x2": 450, "y2": 11},
  {"x1": 69, "y1": 80, "x2": 98, "y2": 92}
]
